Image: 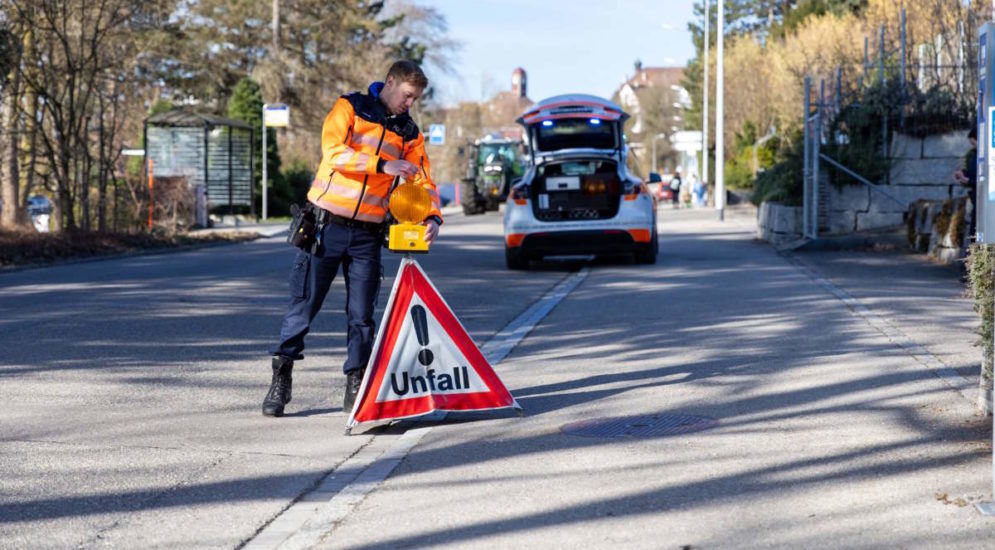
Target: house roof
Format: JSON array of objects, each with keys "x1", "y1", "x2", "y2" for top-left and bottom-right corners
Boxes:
[{"x1": 624, "y1": 66, "x2": 686, "y2": 91}]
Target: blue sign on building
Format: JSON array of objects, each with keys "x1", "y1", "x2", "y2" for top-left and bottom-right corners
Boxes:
[{"x1": 428, "y1": 124, "x2": 445, "y2": 145}]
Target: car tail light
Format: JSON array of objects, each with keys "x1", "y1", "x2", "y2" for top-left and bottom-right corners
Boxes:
[
  {"x1": 623, "y1": 182, "x2": 644, "y2": 200},
  {"x1": 508, "y1": 185, "x2": 529, "y2": 205}
]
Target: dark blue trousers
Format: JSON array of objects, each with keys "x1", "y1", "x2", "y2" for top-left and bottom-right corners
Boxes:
[{"x1": 271, "y1": 222, "x2": 382, "y2": 374}]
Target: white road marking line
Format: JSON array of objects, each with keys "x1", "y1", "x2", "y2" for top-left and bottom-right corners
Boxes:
[
  {"x1": 480, "y1": 268, "x2": 589, "y2": 365},
  {"x1": 242, "y1": 268, "x2": 589, "y2": 550}
]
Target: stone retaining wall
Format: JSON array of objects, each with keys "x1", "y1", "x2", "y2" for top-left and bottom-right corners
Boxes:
[
  {"x1": 757, "y1": 201, "x2": 802, "y2": 245},
  {"x1": 825, "y1": 131, "x2": 971, "y2": 234}
]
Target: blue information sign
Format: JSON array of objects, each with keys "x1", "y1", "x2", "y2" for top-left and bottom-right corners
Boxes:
[{"x1": 428, "y1": 124, "x2": 445, "y2": 145}]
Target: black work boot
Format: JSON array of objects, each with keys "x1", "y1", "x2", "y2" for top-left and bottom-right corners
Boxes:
[
  {"x1": 343, "y1": 369, "x2": 365, "y2": 412},
  {"x1": 262, "y1": 356, "x2": 294, "y2": 417}
]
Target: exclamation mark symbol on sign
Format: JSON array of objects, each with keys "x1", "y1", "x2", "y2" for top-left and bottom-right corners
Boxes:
[{"x1": 411, "y1": 305, "x2": 434, "y2": 366}]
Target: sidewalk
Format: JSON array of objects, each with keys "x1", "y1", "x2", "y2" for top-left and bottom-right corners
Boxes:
[
  {"x1": 732, "y1": 201, "x2": 984, "y2": 408},
  {"x1": 790, "y1": 232, "x2": 984, "y2": 407}
]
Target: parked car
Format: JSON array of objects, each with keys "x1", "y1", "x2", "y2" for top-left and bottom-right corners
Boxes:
[
  {"x1": 648, "y1": 172, "x2": 675, "y2": 201},
  {"x1": 27, "y1": 196, "x2": 52, "y2": 233},
  {"x1": 503, "y1": 94, "x2": 658, "y2": 269},
  {"x1": 27, "y1": 195, "x2": 52, "y2": 216}
]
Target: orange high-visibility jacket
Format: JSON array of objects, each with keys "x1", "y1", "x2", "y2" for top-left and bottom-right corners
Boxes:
[{"x1": 307, "y1": 82, "x2": 442, "y2": 225}]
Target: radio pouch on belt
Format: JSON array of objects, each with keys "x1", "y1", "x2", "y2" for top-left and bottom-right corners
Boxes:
[{"x1": 287, "y1": 203, "x2": 317, "y2": 250}]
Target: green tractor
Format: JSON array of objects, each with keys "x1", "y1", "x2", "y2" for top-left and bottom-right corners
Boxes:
[{"x1": 459, "y1": 136, "x2": 525, "y2": 215}]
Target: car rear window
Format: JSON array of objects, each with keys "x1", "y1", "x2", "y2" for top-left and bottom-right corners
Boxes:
[{"x1": 535, "y1": 118, "x2": 615, "y2": 151}]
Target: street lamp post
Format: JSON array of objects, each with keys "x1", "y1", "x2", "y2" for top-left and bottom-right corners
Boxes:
[
  {"x1": 652, "y1": 133, "x2": 667, "y2": 174},
  {"x1": 703, "y1": 0, "x2": 710, "y2": 189},
  {"x1": 716, "y1": 0, "x2": 725, "y2": 221}
]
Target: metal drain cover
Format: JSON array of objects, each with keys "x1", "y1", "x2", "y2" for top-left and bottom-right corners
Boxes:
[{"x1": 561, "y1": 414, "x2": 718, "y2": 438}]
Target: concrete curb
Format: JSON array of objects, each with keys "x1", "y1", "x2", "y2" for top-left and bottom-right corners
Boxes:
[
  {"x1": 793, "y1": 225, "x2": 910, "y2": 252},
  {"x1": 0, "y1": 235, "x2": 265, "y2": 275}
]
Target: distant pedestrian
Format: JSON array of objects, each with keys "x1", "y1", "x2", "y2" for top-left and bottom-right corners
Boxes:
[
  {"x1": 691, "y1": 174, "x2": 706, "y2": 208},
  {"x1": 953, "y1": 127, "x2": 978, "y2": 241},
  {"x1": 669, "y1": 170, "x2": 682, "y2": 209}
]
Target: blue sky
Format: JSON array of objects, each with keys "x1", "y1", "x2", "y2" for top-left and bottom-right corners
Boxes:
[{"x1": 417, "y1": 0, "x2": 698, "y2": 106}]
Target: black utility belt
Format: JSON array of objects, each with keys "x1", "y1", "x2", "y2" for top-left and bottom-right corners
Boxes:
[{"x1": 320, "y1": 210, "x2": 384, "y2": 233}]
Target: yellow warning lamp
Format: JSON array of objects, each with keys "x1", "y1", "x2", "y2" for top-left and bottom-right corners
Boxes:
[{"x1": 388, "y1": 180, "x2": 433, "y2": 253}]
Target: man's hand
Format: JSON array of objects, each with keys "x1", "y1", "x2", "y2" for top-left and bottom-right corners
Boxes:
[
  {"x1": 423, "y1": 218, "x2": 440, "y2": 243},
  {"x1": 954, "y1": 169, "x2": 968, "y2": 184},
  {"x1": 383, "y1": 159, "x2": 419, "y2": 178}
]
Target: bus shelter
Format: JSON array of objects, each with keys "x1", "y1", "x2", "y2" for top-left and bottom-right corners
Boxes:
[{"x1": 144, "y1": 110, "x2": 255, "y2": 219}]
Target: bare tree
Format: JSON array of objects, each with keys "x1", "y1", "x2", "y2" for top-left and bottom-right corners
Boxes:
[{"x1": 0, "y1": 9, "x2": 26, "y2": 229}]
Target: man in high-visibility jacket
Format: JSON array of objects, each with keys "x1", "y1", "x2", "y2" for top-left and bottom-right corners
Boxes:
[{"x1": 263, "y1": 60, "x2": 442, "y2": 417}]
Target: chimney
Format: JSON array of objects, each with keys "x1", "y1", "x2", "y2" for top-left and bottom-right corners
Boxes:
[{"x1": 512, "y1": 67, "x2": 527, "y2": 98}]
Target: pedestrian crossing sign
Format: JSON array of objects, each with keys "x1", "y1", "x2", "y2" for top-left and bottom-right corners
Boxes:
[{"x1": 346, "y1": 257, "x2": 520, "y2": 432}]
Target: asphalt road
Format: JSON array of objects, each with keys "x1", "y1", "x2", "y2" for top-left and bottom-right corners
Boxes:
[{"x1": 2, "y1": 207, "x2": 994, "y2": 548}]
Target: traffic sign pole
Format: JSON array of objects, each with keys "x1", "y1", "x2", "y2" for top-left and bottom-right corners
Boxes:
[
  {"x1": 262, "y1": 105, "x2": 268, "y2": 220},
  {"x1": 261, "y1": 103, "x2": 290, "y2": 222}
]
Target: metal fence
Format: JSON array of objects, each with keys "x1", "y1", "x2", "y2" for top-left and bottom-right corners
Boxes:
[{"x1": 802, "y1": 8, "x2": 975, "y2": 239}]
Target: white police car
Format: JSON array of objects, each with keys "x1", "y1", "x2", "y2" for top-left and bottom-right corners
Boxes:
[{"x1": 503, "y1": 94, "x2": 657, "y2": 270}]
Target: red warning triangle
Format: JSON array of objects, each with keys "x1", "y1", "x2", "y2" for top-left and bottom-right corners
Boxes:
[{"x1": 346, "y1": 257, "x2": 521, "y2": 431}]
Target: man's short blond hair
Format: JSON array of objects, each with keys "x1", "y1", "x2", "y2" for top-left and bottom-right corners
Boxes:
[{"x1": 386, "y1": 60, "x2": 429, "y2": 89}]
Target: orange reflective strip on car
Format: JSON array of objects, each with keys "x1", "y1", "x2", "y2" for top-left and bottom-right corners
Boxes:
[
  {"x1": 627, "y1": 229, "x2": 651, "y2": 242},
  {"x1": 506, "y1": 233, "x2": 526, "y2": 247}
]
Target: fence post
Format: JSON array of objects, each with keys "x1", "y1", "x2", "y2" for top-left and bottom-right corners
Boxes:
[
  {"x1": 836, "y1": 66, "x2": 842, "y2": 114},
  {"x1": 864, "y1": 36, "x2": 869, "y2": 79},
  {"x1": 881, "y1": 24, "x2": 889, "y2": 185},
  {"x1": 959, "y1": 20, "x2": 966, "y2": 94},
  {"x1": 900, "y1": 8, "x2": 907, "y2": 129},
  {"x1": 804, "y1": 76, "x2": 811, "y2": 239},
  {"x1": 815, "y1": 79, "x2": 824, "y2": 238},
  {"x1": 879, "y1": 24, "x2": 886, "y2": 85}
]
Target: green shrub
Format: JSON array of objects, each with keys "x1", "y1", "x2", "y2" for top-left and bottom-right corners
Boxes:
[
  {"x1": 281, "y1": 159, "x2": 314, "y2": 208},
  {"x1": 725, "y1": 121, "x2": 778, "y2": 191},
  {"x1": 752, "y1": 127, "x2": 804, "y2": 206},
  {"x1": 824, "y1": 79, "x2": 903, "y2": 188},
  {"x1": 967, "y1": 243, "x2": 995, "y2": 387},
  {"x1": 904, "y1": 86, "x2": 973, "y2": 138}
]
